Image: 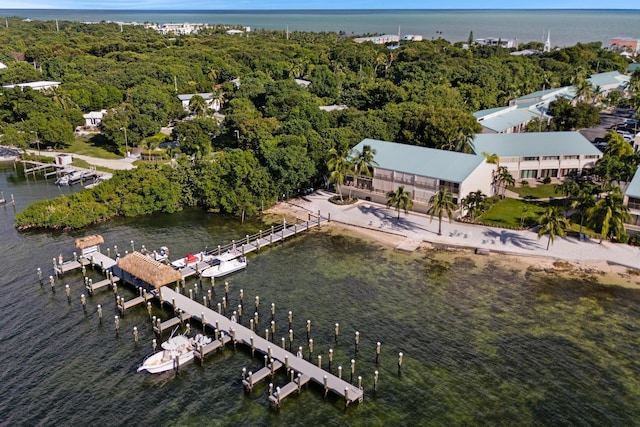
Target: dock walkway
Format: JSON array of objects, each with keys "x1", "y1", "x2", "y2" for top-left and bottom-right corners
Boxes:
[
  {"x1": 202, "y1": 214, "x2": 328, "y2": 262},
  {"x1": 159, "y1": 287, "x2": 363, "y2": 405},
  {"x1": 54, "y1": 251, "x2": 117, "y2": 276}
]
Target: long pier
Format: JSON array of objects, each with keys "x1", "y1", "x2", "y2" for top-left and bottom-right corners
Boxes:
[
  {"x1": 159, "y1": 287, "x2": 363, "y2": 405},
  {"x1": 203, "y1": 213, "x2": 329, "y2": 260}
]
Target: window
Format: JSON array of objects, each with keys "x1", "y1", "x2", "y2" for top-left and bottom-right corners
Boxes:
[
  {"x1": 520, "y1": 170, "x2": 538, "y2": 179},
  {"x1": 629, "y1": 197, "x2": 640, "y2": 211},
  {"x1": 439, "y1": 180, "x2": 460, "y2": 194},
  {"x1": 522, "y1": 156, "x2": 539, "y2": 161},
  {"x1": 561, "y1": 168, "x2": 579, "y2": 177},
  {"x1": 563, "y1": 155, "x2": 579, "y2": 160},
  {"x1": 540, "y1": 169, "x2": 558, "y2": 178},
  {"x1": 542, "y1": 156, "x2": 559, "y2": 160},
  {"x1": 584, "y1": 155, "x2": 599, "y2": 159}
]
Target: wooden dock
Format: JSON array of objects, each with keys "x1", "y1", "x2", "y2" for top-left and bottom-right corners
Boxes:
[
  {"x1": 153, "y1": 312, "x2": 192, "y2": 334},
  {"x1": 159, "y1": 287, "x2": 363, "y2": 405},
  {"x1": 243, "y1": 359, "x2": 284, "y2": 391},
  {"x1": 54, "y1": 251, "x2": 117, "y2": 276},
  {"x1": 118, "y1": 291, "x2": 154, "y2": 315},
  {"x1": 201, "y1": 213, "x2": 329, "y2": 262},
  {"x1": 86, "y1": 275, "x2": 120, "y2": 295},
  {"x1": 268, "y1": 374, "x2": 311, "y2": 408},
  {"x1": 194, "y1": 334, "x2": 232, "y2": 363}
]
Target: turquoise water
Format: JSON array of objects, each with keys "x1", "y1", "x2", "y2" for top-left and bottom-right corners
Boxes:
[
  {"x1": 1, "y1": 9, "x2": 639, "y2": 46},
  {"x1": 1, "y1": 161, "x2": 640, "y2": 425}
]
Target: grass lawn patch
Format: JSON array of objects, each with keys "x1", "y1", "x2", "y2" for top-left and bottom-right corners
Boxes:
[
  {"x1": 70, "y1": 158, "x2": 113, "y2": 173},
  {"x1": 507, "y1": 184, "x2": 559, "y2": 199},
  {"x1": 479, "y1": 197, "x2": 555, "y2": 228},
  {"x1": 62, "y1": 136, "x2": 122, "y2": 159}
]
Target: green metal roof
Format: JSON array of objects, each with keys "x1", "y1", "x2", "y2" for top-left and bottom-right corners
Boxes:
[
  {"x1": 626, "y1": 168, "x2": 640, "y2": 199},
  {"x1": 353, "y1": 139, "x2": 484, "y2": 184},
  {"x1": 587, "y1": 71, "x2": 629, "y2": 88},
  {"x1": 473, "y1": 132, "x2": 602, "y2": 157},
  {"x1": 473, "y1": 106, "x2": 510, "y2": 119},
  {"x1": 477, "y1": 109, "x2": 537, "y2": 133}
]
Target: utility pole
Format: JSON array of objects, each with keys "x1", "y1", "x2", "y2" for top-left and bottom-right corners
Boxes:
[{"x1": 120, "y1": 127, "x2": 129, "y2": 158}]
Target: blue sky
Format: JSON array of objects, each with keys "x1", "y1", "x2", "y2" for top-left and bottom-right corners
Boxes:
[{"x1": 1, "y1": 1, "x2": 638, "y2": 10}]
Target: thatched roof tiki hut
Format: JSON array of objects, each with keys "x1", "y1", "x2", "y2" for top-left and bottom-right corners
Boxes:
[
  {"x1": 116, "y1": 252, "x2": 182, "y2": 290},
  {"x1": 75, "y1": 234, "x2": 104, "y2": 256}
]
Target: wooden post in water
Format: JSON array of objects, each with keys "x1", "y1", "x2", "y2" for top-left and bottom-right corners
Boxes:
[
  {"x1": 398, "y1": 352, "x2": 403, "y2": 375},
  {"x1": 374, "y1": 370, "x2": 379, "y2": 395},
  {"x1": 376, "y1": 342, "x2": 381, "y2": 365}
]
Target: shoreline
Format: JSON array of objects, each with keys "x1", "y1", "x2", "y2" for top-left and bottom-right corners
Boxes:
[{"x1": 265, "y1": 199, "x2": 640, "y2": 289}]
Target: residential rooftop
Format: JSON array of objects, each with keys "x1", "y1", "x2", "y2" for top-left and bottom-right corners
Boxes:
[
  {"x1": 473, "y1": 132, "x2": 602, "y2": 157},
  {"x1": 353, "y1": 138, "x2": 485, "y2": 184}
]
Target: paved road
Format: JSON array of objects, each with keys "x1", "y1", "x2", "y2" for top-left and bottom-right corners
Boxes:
[
  {"x1": 287, "y1": 190, "x2": 640, "y2": 270},
  {"x1": 28, "y1": 149, "x2": 137, "y2": 170}
]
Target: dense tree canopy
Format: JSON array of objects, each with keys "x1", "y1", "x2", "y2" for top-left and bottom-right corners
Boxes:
[{"x1": 1, "y1": 17, "x2": 631, "y2": 228}]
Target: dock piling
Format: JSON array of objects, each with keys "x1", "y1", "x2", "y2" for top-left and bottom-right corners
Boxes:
[
  {"x1": 335, "y1": 323, "x2": 339, "y2": 342},
  {"x1": 81, "y1": 294, "x2": 86, "y2": 312},
  {"x1": 97, "y1": 304, "x2": 102, "y2": 323},
  {"x1": 308, "y1": 339, "x2": 314, "y2": 361},
  {"x1": 324, "y1": 375, "x2": 328, "y2": 397},
  {"x1": 65, "y1": 284, "x2": 71, "y2": 303},
  {"x1": 288, "y1": 311, "x2": 292, "y2": 329},
  {"x1": 49, "y1": 276, "x2": 55, "y2": 292},
  {"x1": 114, "y1": 315, "x2": 120, "y2": 335},
  {"x1": 355, "y1": 331, "x2": 360, "y2": 354},
  {"x1": 133, "y1": 326, "x2": 138, "y2": 343},
  {"x1": 374, "y1": 370, "x2": 379, "y2": 394},
  {"x1": 306, "y1": 320, "x2": 311, "y2": 340},
  {"x1": 153, "y1": 338, "x2": 157, "y2": 352},
  {"x1": 329, "y1": 348, "x2": 333, "y2": 370},
  {"x1": 289, "y1": 329, "x2": 293, "y2": 351},
  {"x1": 351, "y1": 359, "x2": 355, "y2": 383},
  {"x1": 37, "y1": 268, "x2": 42, "y2": 285},
  {"x1": 398, "y1": 352, "x2": 403, "y2": 375},
  {"x1": 376, "y1": 342, "x2": 381, "y2": 365}
]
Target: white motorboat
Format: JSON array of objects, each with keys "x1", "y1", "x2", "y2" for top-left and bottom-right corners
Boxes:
[
  {"x1": 137, "y1": 333, "x2": 211, "y2": 374},
  {"x1": 67, "y1": 170, "x2": 85, "y2": 184},
  {"x1": 141, "y1": 246, "x2": 170, "y2": 263},
  {"x1": 200, "y1": 256, "x2": 247, "y2": 278},
  {"x1": 55, "y1": 175, "x2": 70, "y2": 186}
]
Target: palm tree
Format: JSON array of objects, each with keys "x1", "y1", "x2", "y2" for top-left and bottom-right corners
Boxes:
[
  {"x1": 189, "y1": 95, "x2": 207, "y2": 117},
  {"x1": 575, "y1": 80, "x2": 595, "y2": 103},
  {"x1": 587, "y1": 188, "x2": 631, "y2": 243},
  {"x1": 537, "y1": 207, "x2": 570, "y2": 250},
  {"x1": 442, "y1": 131, "x2": 475, "y2": 154},
  {"x1": 482, "y1": 152, "x2": 500, "y2": 166},
  {"x1": 206, "y1": 66, "x2": 219, "y2": 89},
  {"x1": 351, "y1": 144, "x2": 378, "y2": 187},
  {"x1": 427, "y1": 188, "x2": 458, "y2": 235},
  {"x1": 571, "y1": 188, "x2": 596, "y2": 240},
  {"x1": 555, "y1": 179, "x2": 580, "y2": 209},
  {"x1": 327, "y1": 147, "x2": 352, "y2": 202},
  {"x1": 386, "y1": 186, "x2": 414, "y2": 219},
  {"x1": 496, "y1": 166, "x2": 515, "y2": 199},
  {"x1": 461, "y1": 190, "x2": 486, "y2": 222}
]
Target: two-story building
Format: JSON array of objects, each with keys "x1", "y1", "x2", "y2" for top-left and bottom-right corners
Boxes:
[
  {"x1": 345, "y1": 139, "x2": 495, "y2": 214},
  {"x1": 473, "y1": 132, "x2": 602, "y2": 181}
]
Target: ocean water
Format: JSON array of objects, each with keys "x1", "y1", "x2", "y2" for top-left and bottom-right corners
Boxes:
[
  {"x1": 2, "y1": 162, "x2": 640, "y2": 425},
  {"x1": 1, "y1": 9, "x2": 639, "y2": 47}
]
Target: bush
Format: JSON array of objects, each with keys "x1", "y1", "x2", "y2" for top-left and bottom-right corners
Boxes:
[
  {"x1": 542, "y1": 176, "x2": 552, "y2": 184},
  {"x1": 618, "y1": 233, "x2": 630, "y2": 244}
]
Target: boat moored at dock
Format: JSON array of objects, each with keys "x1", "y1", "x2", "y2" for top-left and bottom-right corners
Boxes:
[
  {"x1": 137, "y1": 333, "x2": 212, "y2": 374},
  {"x1": 200, "y1": 257, "x2": 247, "y2": 278}
]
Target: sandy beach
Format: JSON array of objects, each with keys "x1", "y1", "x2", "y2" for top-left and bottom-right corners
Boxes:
[{"x1": 266, "y1": 190, "x2": 640, "y2": 288}]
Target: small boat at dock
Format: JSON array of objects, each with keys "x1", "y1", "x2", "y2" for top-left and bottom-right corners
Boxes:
[
  {"x1": 200, "y1": 256, "x2": 247, "y2": 278},
  {"x1": 137, "y1": 333, "x2": 212, "y2": 374}
]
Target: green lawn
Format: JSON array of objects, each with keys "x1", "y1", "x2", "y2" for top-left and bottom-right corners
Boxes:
[
  {"x1": 507, "y1": 183, "x2": 559, "y2": 199},
  {"x1": 478, "y1": 197, "x2": 556, "y2": 228},
  {"x1": 61, "y1": 136, "x2": 122, "y2": 160}
]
